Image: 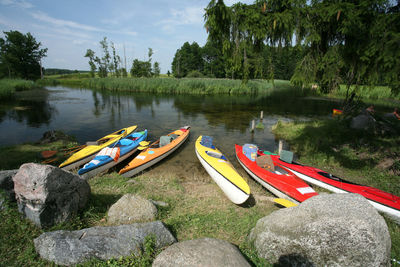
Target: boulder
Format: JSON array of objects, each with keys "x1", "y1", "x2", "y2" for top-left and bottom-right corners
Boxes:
[
  {"x1": 249, "y1": 193, "x2": 391, "y2": 266},
  {"x1": 107, "y1": 194, "x2": 157, "y2": 224},
  {"x1": 13, "y1": 163, "x2": 91, "y2": 228},
  {"x1": 152, "y1": 238, "x2": 251, "y2": 267},
  {"x1": 350, "y1": 114, "x2": 376, "y2": 130},
  {"x1": 34, "y1": 221, "x2": 176, "y2": 266},
  {"x1": 0, "y1": 190, "x2": 6, "y2": 210},
  {"x1": 0, "y1": 169, "x2": 18, "y2": 201}
]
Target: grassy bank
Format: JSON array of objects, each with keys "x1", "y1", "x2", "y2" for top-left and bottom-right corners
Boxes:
[
  {"x1": 81, "y1": 77, "x2": 292, "y2": 95},
  {"x1": 326, "y1": 84, "x2": 400, "y2": 103},
  {"x1": 272, "y1": 119, "x2": 400, "y2": 260},
  {"x1": 0, "y1": 79, "x2": 37, "y2": 99},
  {"x1": 2, "y1": 130, "x2": 399, "y2": 265},
  {"x1": 39, "y1": 75, "x2": 295, "y2": 95},
  {"x1": 0, "y1": 149, "x2": 274, "y2": 266}
]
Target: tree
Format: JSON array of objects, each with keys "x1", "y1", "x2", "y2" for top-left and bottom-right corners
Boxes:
[
  {"x1": 153, "y1": 62, "x2": 160, "y2": 77},
  {"x1": 202, "y1": 40, "x2": 226, "y2": 78},
  {"x1": 130, "y1": 59, "x2": 151, "y2": 77},
  {"x1": 84, "y1": 49, "x2": 97, "y2": 77},
  {"x1": 98, "y1": 37, "x2": 111, "y2": 78},
  {"x1": 111, "y1": 42, "x2": 121, "y2": 77},
  {"x1": 130, "y1": 47, "x2": 154, "y2": 77},
  {"x1": 171, "y1": 42, "x2": 204, "y2": 77},
  {"x1": 203, "y1": 0, "x2": 400, "y2": 96},
  {"x1": 0, "y1": 30, "x2": 47, "y2": 80}
]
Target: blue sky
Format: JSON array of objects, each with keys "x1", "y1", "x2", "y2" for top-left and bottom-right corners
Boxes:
[{"x1": 0, "y1": 0, "x2": 252, "y2": 73}]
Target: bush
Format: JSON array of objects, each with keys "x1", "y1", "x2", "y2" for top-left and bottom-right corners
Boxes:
[{"x1": 186, "y1": 70, "x2": 204, "y2": 78}]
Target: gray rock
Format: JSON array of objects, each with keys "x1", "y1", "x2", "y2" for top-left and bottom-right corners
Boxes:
[
  {"x1": 13, "y1": 163, "x2": 91, "y2": 228},
  {"x1": 350, "y1": 114, "x2": 376, "y2": 130},
  {"x1": 107, "y1": 194, "x2": 157, "y2": 224},
  {"x1": 0, "y1": 169, "x2": 18, "y2": 201},
  {"x1": 34, "y1": 221, "x2": 176, "y2": 266},
  {"x1": 150, "y1": 199, "x2": 169, "y2": 207},
  {"x1": 249, "y1": 193, "x2": 391, "y2": 267},
  {"x1": 0, "y1": 190, "x2": 6, "y2": 210},
  {"x1": 152, "y1": 238, "x2": 251, "y2": 267}
]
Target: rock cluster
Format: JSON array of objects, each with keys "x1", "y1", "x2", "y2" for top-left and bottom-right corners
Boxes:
[{"x1": 2, "y1": 162, "x2": 394, "y2": 266}]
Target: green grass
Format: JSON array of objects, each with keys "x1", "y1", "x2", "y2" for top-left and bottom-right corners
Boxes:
[
  {"x1": 0, "y1": 199, "x2": 48, "y2": 266},
  {"x1": 0, "y1": 138, "x2": 274, "y2": 266},
  {"x1": 80, "y1": 77, "x2": 288, "y2": 95},
  {"x1": 327, "y1": 84, "x2": 400, "y2": 101},
  {"x1": 271, "y1": 119, "x2": 400, "y2": 261},
  {"x1": 0, "y1": 79, "x2": 38, "y2": 99},
  {"x1": 38, "y1": 75, "x2": 295, "y2": 96}
]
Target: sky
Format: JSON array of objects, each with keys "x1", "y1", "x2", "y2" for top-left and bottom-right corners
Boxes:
[{"x1": 0, "y1": 0, "x2": 253, "y2": 73}]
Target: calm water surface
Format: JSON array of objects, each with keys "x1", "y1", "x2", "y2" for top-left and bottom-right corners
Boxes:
[{"x1": 0, "y1": 86, "x2": 340, "y2": 173}]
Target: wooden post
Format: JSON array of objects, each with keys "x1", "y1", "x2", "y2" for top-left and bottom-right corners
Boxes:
[
  {"x1": 260, "y1": 111, "x2": 263, "y2": 119},
  {"x1": 278, "y1": 140, "x2": 283, "y2": 155},
  {"x1": 251, "y1": 120, "x2": 255, "y2": 132}
]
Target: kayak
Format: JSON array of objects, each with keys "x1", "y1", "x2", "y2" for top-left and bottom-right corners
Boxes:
[
  {"x1": 269, "y1": 150, "x2": 400, "y2": 223},
  {"x1": 235, "y1": 144, "x2": 318, "y2": 204},
  {"x1": 78, "y1": 130, "x2": 147, "y2": 179},
  {"x1": 59, "y1": 125, "x2": 137, "y2": 170},
  {"x1": 119, "y1": 126, "x2": 190, "y2": 177},
  {"x1": 196, "y1": 136, "x2": 250, "y2": 205}
]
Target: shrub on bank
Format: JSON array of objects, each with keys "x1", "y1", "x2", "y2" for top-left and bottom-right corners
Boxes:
[{"x1": 0, "y1": 79, "x2": 36, "y2": 99}]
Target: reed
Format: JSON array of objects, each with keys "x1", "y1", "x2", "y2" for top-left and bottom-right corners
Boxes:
[
  {"x1": 329, "y1": 84, "x2": 400, "y2": 101},
  {"x1": 0, "y1": 79, "x2": 37, "y2": 99},
  {"x1": 80, "y1": 77, "x2": 288, "y2": 95}
]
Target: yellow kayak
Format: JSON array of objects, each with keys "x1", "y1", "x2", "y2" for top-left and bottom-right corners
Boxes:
[
  {"x1": 59, "y1": 125, "x2": 137, "y2": 170},
  {"x1": 195, "y1": 135, "x2": 250, "y2": 204}
]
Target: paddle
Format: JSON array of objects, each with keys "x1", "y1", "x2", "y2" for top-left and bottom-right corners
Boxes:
[{"x1": 273, "y1": 198, "x2": 298, "y2": 208}]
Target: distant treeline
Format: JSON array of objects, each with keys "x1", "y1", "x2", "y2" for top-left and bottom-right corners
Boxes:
[{"x1": 44, "y1": 68, "x2": 89, "y2": 75}]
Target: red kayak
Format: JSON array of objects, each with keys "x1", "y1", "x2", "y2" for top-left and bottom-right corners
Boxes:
[
  {"x1": 235, "y1": 144, "x2": 318, "y2": 204},
  {"x1": 269, "y1": 151, "x2": 400, "y2": 223}
]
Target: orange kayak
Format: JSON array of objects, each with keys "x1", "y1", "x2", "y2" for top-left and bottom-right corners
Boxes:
[{"x1": 119, "y1": 126, "x2": 190, "y2": 177}]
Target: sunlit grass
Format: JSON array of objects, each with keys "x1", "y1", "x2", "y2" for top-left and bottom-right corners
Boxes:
[
  {"x1": 38, "y1": 75, "x2": 295, "y2": 95},
  {"x1": 80, "y1": 77, "x2": 287, "y2": 95},
  {"x1": 0, "y1": 79, "x2": 37, "y2": 99},
  {"x1": 328, "y1": 84, "x2": 400, "y2": 101}
]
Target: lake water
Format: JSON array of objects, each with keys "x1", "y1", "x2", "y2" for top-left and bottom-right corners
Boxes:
[{"x1": 0, "y1": 86, "x2": 340, "y2": 173}]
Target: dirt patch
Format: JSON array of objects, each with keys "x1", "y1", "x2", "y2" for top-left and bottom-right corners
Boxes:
[{"x1": 377, "y1": 158, "x2": 395, "y2": 170}]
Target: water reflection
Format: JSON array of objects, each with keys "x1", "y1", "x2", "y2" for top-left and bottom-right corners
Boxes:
[
  {"x1": 0, "y1": 86, "x2": 340, "y2": 148},
  {"x1": 0, "y1": 88, "x2": 55, "y2": 127}
]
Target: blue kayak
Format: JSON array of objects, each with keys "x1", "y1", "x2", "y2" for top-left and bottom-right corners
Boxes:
[{"x1": 78, "y1": 130, "x2": 147, "y2": 179}]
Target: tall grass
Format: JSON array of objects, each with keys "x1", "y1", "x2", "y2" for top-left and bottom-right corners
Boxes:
[
  {"x1": 0, "y1": 79, "x2": 37, "y2": 99},
  {"x1": 329, "y1": 84, "x2": 400, "y2": 101},
  {"x1": 80, "y1": 77, "x2": 291, "y2": 95}
]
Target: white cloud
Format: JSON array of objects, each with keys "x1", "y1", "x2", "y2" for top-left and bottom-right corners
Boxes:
[
  {"x1": 157, "y1": 5, "x2": 205, "y2": 33},
  {"x1": 30, "y1": 11, "x2": 138, "y2": 37},
  {"x1": 31, "y1": 11, "x2": 104, "y2": 32},
  {"x1": 0, "y1": 0, "x2": 33, "y2": 9}
]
